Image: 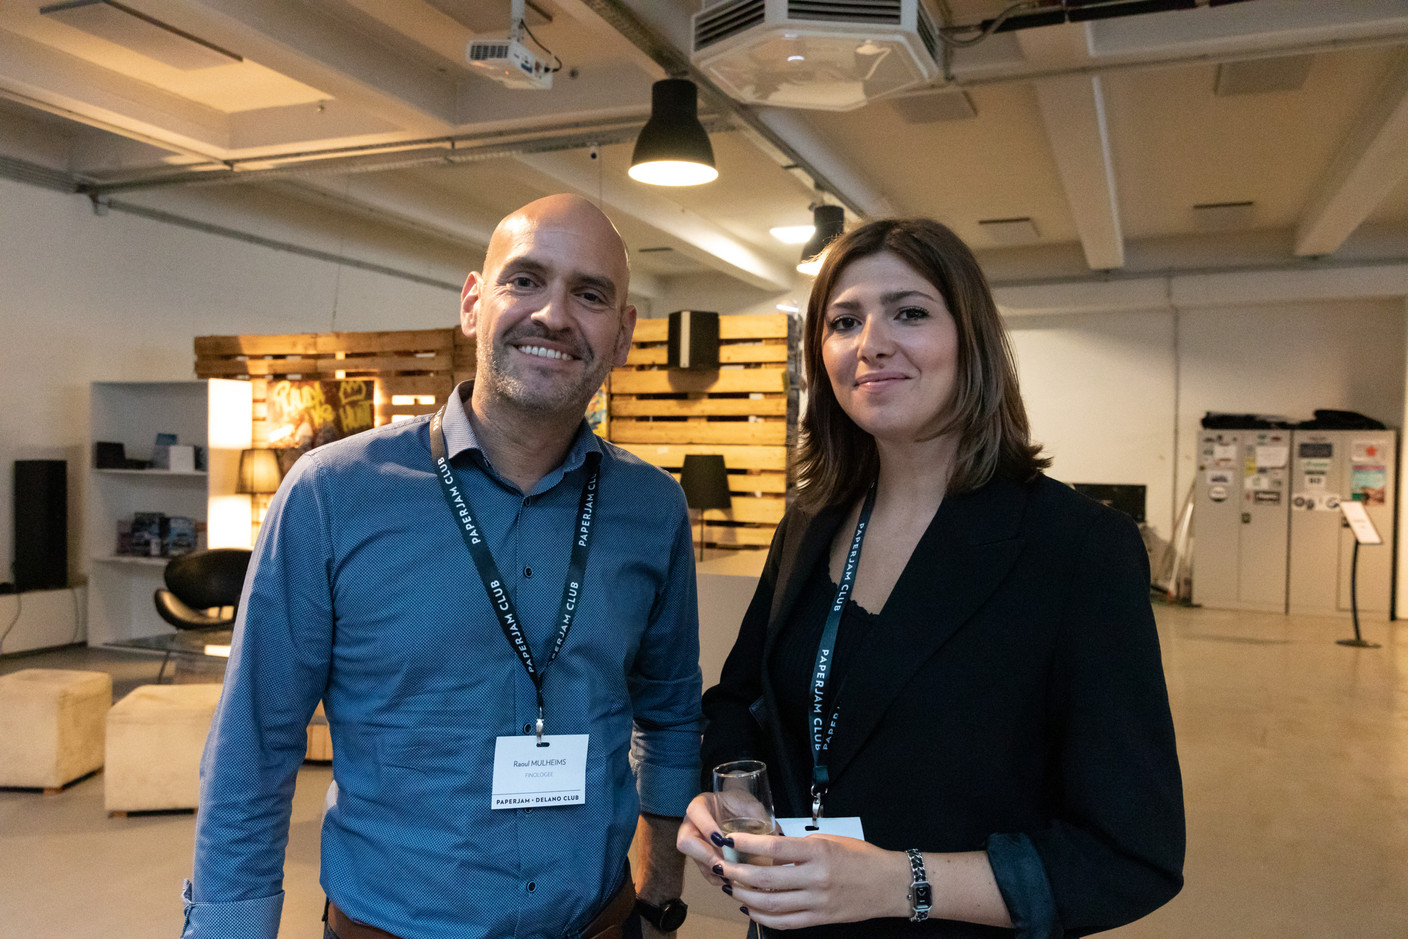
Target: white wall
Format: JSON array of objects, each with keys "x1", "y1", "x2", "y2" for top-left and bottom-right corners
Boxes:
[
  {"x1": 0, "y1": 178, "x2": 466, "y2": 612},
  {"x1": 1008, "y1": 310, "x2": 1179, "y2": 534},
  {"x1": 1007, "y1": 297, "x2": 1407, "y2": 541}
]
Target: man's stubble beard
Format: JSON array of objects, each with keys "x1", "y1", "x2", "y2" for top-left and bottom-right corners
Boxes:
[{"x1": 479, "y1": 322, "x2": 619, "y2": 417}]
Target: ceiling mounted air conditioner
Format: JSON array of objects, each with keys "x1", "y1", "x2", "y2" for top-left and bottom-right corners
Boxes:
[{"x1": 691, "y1": 0, "x2": 943, "y2": 112}]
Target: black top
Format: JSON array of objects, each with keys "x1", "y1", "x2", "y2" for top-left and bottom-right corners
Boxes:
[{"x1": 769, "y1": 558, "x2": 881, "y2": 760}]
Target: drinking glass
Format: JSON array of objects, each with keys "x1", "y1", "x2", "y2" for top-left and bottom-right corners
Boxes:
[{"x1": 712, "y1": 759, "x2": 779, "y2": 865}]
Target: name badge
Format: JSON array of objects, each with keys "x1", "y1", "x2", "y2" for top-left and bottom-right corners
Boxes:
[
  {"x1": 775, "y1": 816, "x2": 865, "y2": 840},
  {"x1": 491, "y1": 734, "x2": 589, "y2": 809}
]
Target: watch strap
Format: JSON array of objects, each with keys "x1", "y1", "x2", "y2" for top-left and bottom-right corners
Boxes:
[{"x1": 906, "y1": 848, "x2": 932, "y2": 923}]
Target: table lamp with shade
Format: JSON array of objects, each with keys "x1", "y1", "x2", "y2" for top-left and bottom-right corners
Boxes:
[
  {"x1": 236, "y1": 448, "x2": 283, "y2": 545},
  {"x1": 679, "y1": 454, "x2": 731, "y2": 560}
]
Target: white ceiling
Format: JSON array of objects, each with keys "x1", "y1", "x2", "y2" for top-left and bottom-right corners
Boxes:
[{"x1": 2, "y1": 0, "x2": 1407, "y2": 297}]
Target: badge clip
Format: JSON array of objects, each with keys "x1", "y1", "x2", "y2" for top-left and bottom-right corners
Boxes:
[
  {"x1": 809, "y1": 783, "x2": 825, "y2": 831},
  {"x1": 535, "y1": 707, "x2": 547, "y2": 747}
]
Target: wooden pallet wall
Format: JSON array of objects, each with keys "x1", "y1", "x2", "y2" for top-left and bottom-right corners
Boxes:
[
  {"x1": 196, "y1": 316, "x2": 798, "y2": 552},
  {"x1": 609, "y1": 313, "x2": 798, "y2": 552},
  {"x1": 193, "y1": 329, "x2": 472, "y2": 444}
]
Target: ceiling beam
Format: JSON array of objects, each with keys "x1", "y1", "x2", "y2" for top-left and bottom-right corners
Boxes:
[
  {"x1": 129, "y1": 0, "x2": 460, "y2": 132},
  {"x1": 0, "y1": 29, "x2": 229, "y2": 158},
  {"x1": 1294, "y1": 51, "x2": 1408, "y2": 258},
  {"x1": 1019, "y1": 26, "x2": 1124, "y2": 271},
  {"x1": 285, "y1": 174, "x2": 498, "y2": 249},
  {"x1": 517, "y1": 150, "x2": 795, "y2": 292}
]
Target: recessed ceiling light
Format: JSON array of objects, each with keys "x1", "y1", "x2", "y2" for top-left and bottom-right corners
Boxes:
[{"x1": 770, "y1": 224, "x2": 815, "y2": 245}]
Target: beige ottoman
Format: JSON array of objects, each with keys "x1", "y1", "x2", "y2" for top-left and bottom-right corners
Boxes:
[
  {"x1": 0, "y1": 668, "x2": 112, "y2": 792},
  {"x1": 105, "y1": 683, "x2": 222, "y2": 815}
]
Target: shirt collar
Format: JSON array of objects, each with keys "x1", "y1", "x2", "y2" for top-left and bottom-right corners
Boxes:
[{"x1": 440, "y1": 380, "x2": 601, "y2": 491}]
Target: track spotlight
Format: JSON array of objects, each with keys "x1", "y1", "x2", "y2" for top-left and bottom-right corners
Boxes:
[{"x1": 797, "y1": 204, "x2": 845, "y2": 275}]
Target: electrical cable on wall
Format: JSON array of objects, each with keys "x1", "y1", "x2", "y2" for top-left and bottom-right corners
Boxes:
[
  {"x1": 0, "y1": 591, "x2": 23, "y2": 655},
  {"x1": 68, "y1": 584, "x2": 84, "y2": 645}
]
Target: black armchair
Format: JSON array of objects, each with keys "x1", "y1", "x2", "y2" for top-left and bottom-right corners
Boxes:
[{"x1": 151, "y1": 548, "x2": 252, "y2": 681}]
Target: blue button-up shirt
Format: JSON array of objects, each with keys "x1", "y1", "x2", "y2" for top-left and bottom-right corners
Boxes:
[{"x1": 182, "y1": 385, "x2": 703, "y2": 939}]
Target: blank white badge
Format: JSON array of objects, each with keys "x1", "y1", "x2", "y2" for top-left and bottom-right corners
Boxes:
[
  {"x1": 490, "y1": 734, "x2": 589, "y2": 810},
  {"x1": 775, "y1": 816, "x2": 865, "y2": 840}
]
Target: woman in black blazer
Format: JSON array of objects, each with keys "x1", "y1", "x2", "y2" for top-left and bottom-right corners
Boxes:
[{"x1": 677, "y1": 218, "x2": 1184, "y2": 937}]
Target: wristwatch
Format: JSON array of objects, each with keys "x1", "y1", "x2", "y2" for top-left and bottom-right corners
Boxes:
[
  {"x1": 634, "y1": 897, "x2": 688, "y2": 932},
  {"x1": 906, "y1": 848, "x2": 933, "y2": 923}
]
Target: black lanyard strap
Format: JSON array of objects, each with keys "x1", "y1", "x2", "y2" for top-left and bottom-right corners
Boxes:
[
  {"x1": 429, "y1": 406, "x2": 599, "y2": 744},
  {"x1": 808, "y1": 484, "x2": 876, "y2": 825}
]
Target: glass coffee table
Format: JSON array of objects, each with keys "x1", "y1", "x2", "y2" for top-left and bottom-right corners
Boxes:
[{"x1": 108, "y1": 629, "x2": 233, "y2": 683}]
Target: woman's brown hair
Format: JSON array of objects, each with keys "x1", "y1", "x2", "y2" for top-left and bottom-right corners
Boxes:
[{"x1": 794, "y1": 217, "x2": 1049, "y2": 512}]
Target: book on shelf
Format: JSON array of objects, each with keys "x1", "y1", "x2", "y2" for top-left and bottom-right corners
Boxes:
[
  {"x1": 129, "y1": 512, "x2": 167, "y2": 557},
  {"x1": 167, "y1": 516, "x2": 197, "y2": 556}
]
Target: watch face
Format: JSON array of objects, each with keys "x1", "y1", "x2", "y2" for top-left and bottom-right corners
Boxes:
[
  {"x1": 659, "y1": 900, "x2": 688, "y2": 931},
  {"x1": 913, "y1": 883, "x2": 933, "y2": 910}
]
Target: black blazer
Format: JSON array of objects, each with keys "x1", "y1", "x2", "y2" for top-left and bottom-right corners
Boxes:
[{"x1": 701, "y1": 474, "x2": 1184, "y2": 938}]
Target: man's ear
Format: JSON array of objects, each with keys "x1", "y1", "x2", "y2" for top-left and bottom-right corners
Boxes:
[
  {"x1": 460, "y1": 272, "x2": 482, "y2": 339},
  {"x1": 613, "y1": 304, "x2": 638, "y2": 367}
]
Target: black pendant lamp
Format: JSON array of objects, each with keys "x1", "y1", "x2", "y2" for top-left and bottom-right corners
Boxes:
[
  {"x1": 629, "y1": 79, "x2": 718, "y2": 187},
  {"x1": 797, "y1": 204, "x2": 845, "y2": 276}
]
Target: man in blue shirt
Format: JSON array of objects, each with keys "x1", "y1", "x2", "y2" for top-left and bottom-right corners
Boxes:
[{"x1": 182, "y1": 194, "x2": 703, "y2": 939}]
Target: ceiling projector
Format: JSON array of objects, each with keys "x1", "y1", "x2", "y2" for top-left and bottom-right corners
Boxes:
[
  {"x1": 467, "y1": 36, "x2": 553, "y2": 90},
  {"x1": 691, "y1": 0, "x2": 943, "y2": 111}
]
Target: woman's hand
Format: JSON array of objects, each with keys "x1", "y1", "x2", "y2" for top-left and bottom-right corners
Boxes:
[
  {"x1": 717, "y1": 832, "x2": 911, "y2": 930},
  {"x1": 675, "y1": 793, "x2": 730, "y2": 887}
]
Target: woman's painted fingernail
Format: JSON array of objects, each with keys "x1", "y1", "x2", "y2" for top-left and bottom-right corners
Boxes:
[
  {"x1": 740, "y1": 906, "x2": 750, "y2": 916},
  {"x1": 712, "y1": 864, "x2": 724, "y2": 876},
  {"x1": 710, "y1": 831, "x2": 726, "y2": 847},
  {"x1": 722, "y1": 883, "x2": 733, "y2": 896}
]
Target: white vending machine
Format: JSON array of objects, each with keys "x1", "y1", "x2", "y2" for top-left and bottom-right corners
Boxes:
[
  {"x1": 1193, "y1": 429, "x2": 1292, "y2": 612},
  {"x1": 1287, "y1": 429, "x2": 1397, "y2": 617}
]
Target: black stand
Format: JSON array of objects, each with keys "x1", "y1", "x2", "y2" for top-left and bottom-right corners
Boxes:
[{"x1": 1337, "y1": 540, "x2": 1381, "y2": 648}]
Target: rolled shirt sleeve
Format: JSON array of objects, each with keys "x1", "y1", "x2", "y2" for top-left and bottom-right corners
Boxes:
[{"x1": 629, "y1": 493, "x2": 704, "y2": 817}]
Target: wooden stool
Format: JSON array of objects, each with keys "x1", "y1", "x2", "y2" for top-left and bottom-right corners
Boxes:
[{"x1": 0, "y1": 668, "x2": 112, "y2": 793}]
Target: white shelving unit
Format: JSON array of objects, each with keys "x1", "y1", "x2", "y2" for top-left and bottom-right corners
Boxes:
[{"x1": 86, "y1": 380, "x2": 253, "y2": 646}]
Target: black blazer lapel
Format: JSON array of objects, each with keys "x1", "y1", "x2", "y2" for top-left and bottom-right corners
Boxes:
[{"x1": 817, "y1": 476, "x2": 1030, "y2": 785}]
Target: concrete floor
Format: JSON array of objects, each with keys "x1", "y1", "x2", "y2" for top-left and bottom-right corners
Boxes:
[{"x1": 3, "y1": 604, "x2": 1406, "y2": 937}]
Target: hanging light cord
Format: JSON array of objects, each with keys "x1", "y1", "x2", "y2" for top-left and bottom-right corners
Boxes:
[
  {"x1": 938, "y1": 0, "x2": 1046, "y2": 48},
  {"x1": 522, "y1": 21, "x2": 564, "y2": 73}
]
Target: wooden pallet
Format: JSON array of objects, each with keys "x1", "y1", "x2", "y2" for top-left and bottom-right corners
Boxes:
[
  {"x1": 610, "y1": 313, "x2": 798, "y2": 552},
  {"x1": 194, "y1": 329, "x2": 470, "y2": 444}
]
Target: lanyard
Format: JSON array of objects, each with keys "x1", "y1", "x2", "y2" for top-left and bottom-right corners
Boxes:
[
  {"x1": 429, "y1": 406, "x2": 599, "y2": 744},
  {"x1": 808, "y1": 484, "x2": 876, "y2": 826}
]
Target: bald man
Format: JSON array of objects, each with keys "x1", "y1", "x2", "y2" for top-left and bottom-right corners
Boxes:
[{"x1": 183, "y1": 196, "x2": 702, "y2": 939}]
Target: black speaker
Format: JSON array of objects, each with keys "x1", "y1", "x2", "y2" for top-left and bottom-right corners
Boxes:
[
  {"x1": 14, "y1": 460, "x2": 68, "y2": 592},
  {"x1": 667, "y1": 310, "x2": 720, "y2": 369}
]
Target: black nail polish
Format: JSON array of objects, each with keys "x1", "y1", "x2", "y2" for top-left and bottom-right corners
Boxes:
[
  {"x1": 712, "y1": 864, "x2": 724, "y2": 876},
  {"x1": 740, "y1": 906, "x2": 750, "y2": 916},
  {"x1": 710, "y1": 831, "x2": 725, "y2": 847},
  {"x1": 722, "y1": 884, "x2": 733, "y2": 896}
]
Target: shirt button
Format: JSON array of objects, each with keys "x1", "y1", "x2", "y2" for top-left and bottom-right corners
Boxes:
[
  {"x1": 523, "y1": 723, "x2": 533, "y2": 734},
  {"x1": 524, "y1": 566, "x2": 533, "y2": 577},
  {"x1": 526, "y1": 881, "x2": 537, "y2": 893}
]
